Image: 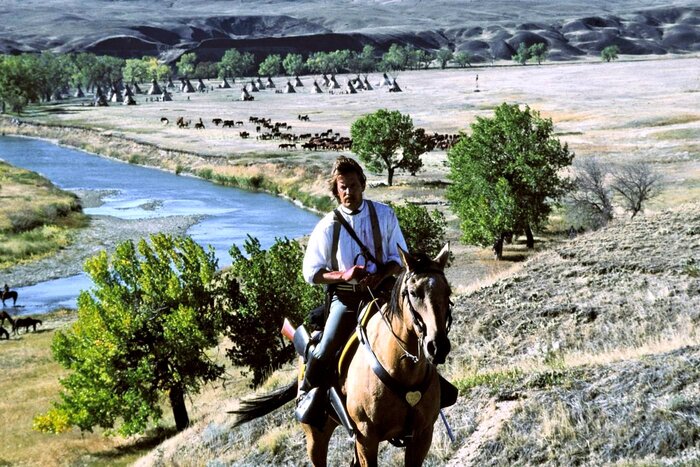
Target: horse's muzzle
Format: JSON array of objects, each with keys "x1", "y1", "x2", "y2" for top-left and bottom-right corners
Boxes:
[{"x1": 425, "y1": 334, "x2": 451, "y2": 364}]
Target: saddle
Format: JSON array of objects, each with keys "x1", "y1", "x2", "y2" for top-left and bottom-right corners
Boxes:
[{"x1": 298, "y1": 299, "x2": 457, "y2": 436}]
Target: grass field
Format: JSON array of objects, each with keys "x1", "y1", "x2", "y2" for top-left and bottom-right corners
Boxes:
[{"x1": 0, "y1": 161, "x2": 87, "y2": 270}]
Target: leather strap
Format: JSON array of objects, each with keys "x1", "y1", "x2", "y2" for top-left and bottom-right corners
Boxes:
[
  {"x1": 357, "y1": 310, "x2": 432, "y2": 406},
  {"x1": 332, "y1": 201, "x2": 382, "y2": 267}
]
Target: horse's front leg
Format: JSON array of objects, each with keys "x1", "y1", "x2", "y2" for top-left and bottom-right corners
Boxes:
[
  {"x1": 302, "y1": 418, "x2": 336, "y2": 467},
  {"x1": 354, "y1": 433, "x2": 379, "y2": 467},
  {"x1": 404, "y1": 427, "x2": 434, "y2": 467}
]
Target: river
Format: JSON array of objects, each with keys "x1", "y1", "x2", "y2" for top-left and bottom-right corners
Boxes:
[{"x1": 0, "y1": 136, "x2": 321, "y2": 315}]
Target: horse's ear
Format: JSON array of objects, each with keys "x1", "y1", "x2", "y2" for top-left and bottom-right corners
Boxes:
[
  {"x1": 398, "y1": 244, "x2": 416, "y2": 271},
  {"x1": 434, "y1": 243, "x2": 450, "y2": 270}
]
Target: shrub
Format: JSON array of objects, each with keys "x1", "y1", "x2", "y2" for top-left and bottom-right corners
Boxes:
[
  {"x1": 390, "y1": 201, "x2": 451, "y2": 262},
  {"x1": 601, "y1": 45, "x2": 620, "y2": 62},
  {"x1": 224, "y1": 236, "x2": 325, "y2": 387}
]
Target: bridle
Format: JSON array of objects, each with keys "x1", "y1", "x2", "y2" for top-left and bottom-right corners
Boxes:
[{"x1": 378, "y1": 268, "x2": 453, "y2": 363}]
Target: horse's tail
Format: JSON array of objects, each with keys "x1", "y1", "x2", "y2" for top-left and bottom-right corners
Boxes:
[{"x1": 229, "y1": 380, "x2": 297, "y2": 427}]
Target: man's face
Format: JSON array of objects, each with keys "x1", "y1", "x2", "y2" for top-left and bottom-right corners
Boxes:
[{"x1": 336, "y1": 172, "x2": 364, "y2": 211}]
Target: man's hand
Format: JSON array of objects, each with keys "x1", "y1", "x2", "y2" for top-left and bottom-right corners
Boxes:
[{"x1": 341, "y1": 265, "x2": 369, "y2": 282}]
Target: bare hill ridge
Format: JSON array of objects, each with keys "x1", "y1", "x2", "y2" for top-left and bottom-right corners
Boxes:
[
  {"x1": 134, "y1": 204, "x2": 700, "y2": 465},
  {"x1": 0, "y1": 1, "x2": 698, "y2": 62}
]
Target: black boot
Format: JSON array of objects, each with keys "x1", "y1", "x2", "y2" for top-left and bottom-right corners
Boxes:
[{"x1": 295, "y1": 355, "x2": 329, "y2": 426}]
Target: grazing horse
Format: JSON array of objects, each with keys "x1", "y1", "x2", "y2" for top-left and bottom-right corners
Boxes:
[
  {"x1": 13, "y1": 317, "x2": 42, "y2": 334},
  {"x1": 0, "y1": 310, "x2": 14, "y2": 327},
  {"x1": 232, "y1": 245, "x2": 454, "y2": 466},
  {"x1": 1, "y1": 290, "x2": 18, "y2": 306}
]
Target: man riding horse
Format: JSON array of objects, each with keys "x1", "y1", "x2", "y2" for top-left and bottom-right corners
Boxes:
[
  {"x1": 298, "y1": 156, "x2": 408, "y2": 422},
  {"x1": 2, "y1": 283, "x2": 18, "y2": 306}
]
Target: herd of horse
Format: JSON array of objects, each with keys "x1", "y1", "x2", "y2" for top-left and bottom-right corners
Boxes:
[{"x1": 1, "y1": 289, "x2": 42, "y2": 339}]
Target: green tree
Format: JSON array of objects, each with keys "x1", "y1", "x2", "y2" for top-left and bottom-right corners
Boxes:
[
  {"x1": 34, "y1": 234, "x2": 236, "y2": 435},
  {"x1": 282, "y1": 53, "x2": 305, "y2": 76},
  {"x1": 351, "y1": 109, "x2": 429, "y2": 186},
  {"x1": 529, "y1": 43, "x2": 548, "y2": 65},
  {"x1": 413, "y1": 49, "x2": 435, "y2": 70},
  {"x1": 218, "y1": 49, "x2": 255, "y2": 78},
  {"x1": 391, "y1": 202, "x2": 450, "y2": 261},
  {"x1": 436, "y1": 48, "x2": 454, "y2": 69},
  {"x1": 176, "y1": 52, "x2": 197, "y2": 78},
  {"x1": 122, "y1": 58, "x2": 150, "y2": 84},
  {"x1": 447, "y1": 103, "x2": 574, "y2": 258},
  {"x1": 354, "y1": 45, "x2": 377, "y2": 73},
  {"x1": 601, "y1": 45, "x2": 620, "y2": 62},
  {"x1": 0, "y1": 55, "x2": 41, "y2": 113},
  {"x1": 258, "y1": 54, "x2": 282, "y2": 77},
  {"x1": 453, "y1": 51, "x2": 472, "y2": 68},
  {"x1": 512, "y1": 42, "x2": 530, "y2": 65},
  {"x1": 381, "y1": 44, "x2": 411, "y2": 71},
  {"x1": 305, "y1": 51, "x2": 331, "y2": 74},
  {"x1": 82, "y1": 55, "x2": 124, "y2": 90},
  {"x1": 224, "y1": 236, "x2": 324, "y2": 387},
  {"x1": 193, "y1": 61, "x2": 217, "y2": 79}
]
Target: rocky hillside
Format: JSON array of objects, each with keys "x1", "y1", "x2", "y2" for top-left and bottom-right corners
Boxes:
[
  {"x1": 0, "y1": 1, "x2": 697, "y2": 62},
  {"x1": 134, "y1": 204, "x2": 699, "y2": 465}
]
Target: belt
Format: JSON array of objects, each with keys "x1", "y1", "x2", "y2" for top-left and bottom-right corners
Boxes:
[{"x1": 334, "y1": 283, "x2": 368, "y2": 293}]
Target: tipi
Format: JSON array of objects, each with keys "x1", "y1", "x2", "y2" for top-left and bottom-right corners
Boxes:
[
  {"x1": 328, "y1": 74, "x2": 340, "y2": 89},
  {"x1": 311, "y1": 80, "x2": 323, "y2": 94},
  {"x1": 266, "y1": 77, "x2": 276, "y2": 88},
  {"x1": 284, "y1": 81, "x2": 296, "y2": 93},
  {"x1": 182, "y1": 79, "x2": 195, "y2": 93},
  {"x1": 221, "y1": 77, "x2": 232, "y2": 89},
  {"x1": 294, "y1": 76, "x2": 304, "y2": 87},
  {"x1": 148, "y1": 79, "x2": 162, "y2": 95}
]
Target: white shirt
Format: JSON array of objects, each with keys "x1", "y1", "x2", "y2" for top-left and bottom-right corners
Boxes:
[{"x1": 302, "y1": 200, "x2": 408, "y2": 284}]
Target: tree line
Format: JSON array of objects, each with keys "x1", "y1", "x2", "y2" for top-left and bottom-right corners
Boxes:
[{"x1": 0, "y1": 45, "x2": 475, "y2": 113}]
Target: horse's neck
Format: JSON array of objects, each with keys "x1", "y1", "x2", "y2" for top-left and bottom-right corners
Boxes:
[{"x1": 370, "y1": 307, "x2": 429, "y2": 386}]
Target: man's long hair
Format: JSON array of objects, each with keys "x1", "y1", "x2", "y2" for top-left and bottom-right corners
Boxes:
[{"x1": 328, "y1": 156, "x2": 367, "y2": 202}]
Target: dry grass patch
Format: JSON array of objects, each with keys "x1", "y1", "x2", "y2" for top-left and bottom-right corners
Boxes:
[
  {"x1": 0, "y1": 313, "x2": 135, "y2": 466},
  {"x1": 0, "y1": 161, "x2": 87, "y2": 269}
]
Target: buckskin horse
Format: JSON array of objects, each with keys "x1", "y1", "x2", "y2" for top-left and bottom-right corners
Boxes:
[{"x1": 231, "y1": 245, "x2": 454, "y2": 466}]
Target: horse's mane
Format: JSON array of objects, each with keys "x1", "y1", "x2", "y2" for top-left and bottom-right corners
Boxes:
[{"x1": 387, "y1": 252, "x2": 442, "y2": 320}]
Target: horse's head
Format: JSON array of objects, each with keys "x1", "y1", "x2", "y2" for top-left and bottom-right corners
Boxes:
[{"x1": 395, "y1": 244, "x2": 452, "y2": 365}]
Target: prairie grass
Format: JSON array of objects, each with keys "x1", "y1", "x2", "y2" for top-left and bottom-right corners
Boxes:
[
  {"x1": 622, "y1": 114, "x2": 700, "y2": 129},
  {"x1": 0, "y1": 161, "x2": 87, "y2": 269},
  {"x1": 0, "y1": 311, "x2": 141, "y2": 466}
]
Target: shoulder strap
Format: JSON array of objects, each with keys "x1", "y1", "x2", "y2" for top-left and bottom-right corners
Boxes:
[
  {"x1": 331, "y1": 218, "x2": 341, "y2": 271},
  {"x1": 366, "y1": 200, "x2": 383, "y2": 264},
  {"x1": 333, "y1": 209, "x2": 380, "y2": 266}
]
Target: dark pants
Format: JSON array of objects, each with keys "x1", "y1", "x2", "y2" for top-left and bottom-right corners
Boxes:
[{"x1": 311, "y1": 290, "x2": 370, "y2": 364}]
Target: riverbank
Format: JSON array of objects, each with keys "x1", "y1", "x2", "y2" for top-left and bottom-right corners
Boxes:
[
  {"x1": 0, "y1": 159, "x2": 87, "y2": 271},
  {"x1": 0, "y1": 118, "x2": 335, "y2": 213}
]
